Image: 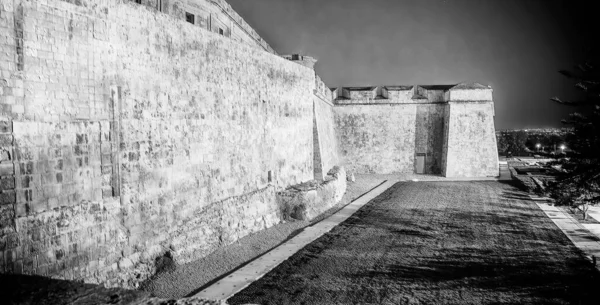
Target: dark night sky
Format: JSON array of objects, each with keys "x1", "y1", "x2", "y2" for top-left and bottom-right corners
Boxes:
[{"x1": 227, "y1": 0, "x2": 595, "y2": 130}]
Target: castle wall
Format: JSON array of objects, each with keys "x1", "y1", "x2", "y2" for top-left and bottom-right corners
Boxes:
[
  {"x1": 313, "y1": 96, "x2": 338, "y2": 180},
  {"x1": 444, "y1": 101, "x2": 499, "y2": 177},
  {"x1": 334, "y1": 105, "x2": 417, "y2": 174},
  {"x1": 125, "y1": 0, "x2": 276, "y2": 54},
  {"x1": 414, "y1": 104, "x2": 446, "y2": 174},
  {"x1": 0, "y1": 0, "x2": 314, "y2": 287},
  {"x1": 312, "y1": 74, "x2": 338, "y2": 180},
  {"x1": 334, "y1": 85, "x2": 498, "y2": 178}
]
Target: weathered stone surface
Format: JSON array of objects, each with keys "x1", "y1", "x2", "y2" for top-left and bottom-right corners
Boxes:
[
  {"x1": 0, "y1": 0, "x2": 497, "y2": 296},
  {"x1": 313, "y1": 96, "x2": 339, "y2": 180},
  {"x1": 335, "y1": 104, "x2": 417, "y2": 174},
  {"x1": 443, "y1": 101, "x2": 499, "y2": 177},
  {"x1": 334, "y1": 84, "x2": 498, "y2": 177},
  {"x1": 0, "y1": 0, "x2": 319, "y2": 289},
  {"x1": 414, "y1": 104, "x2": 446, "y2": 174},
  {"x1": 277, "y1": 166, "x2": 347, "y2": 221}
]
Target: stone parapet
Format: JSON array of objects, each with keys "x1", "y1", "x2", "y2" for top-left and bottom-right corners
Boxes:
[{"x1": 333, "y1": 83, "x2": 493, "y2": 105}]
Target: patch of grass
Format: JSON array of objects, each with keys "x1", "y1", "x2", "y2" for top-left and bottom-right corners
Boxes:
[{"x1": 229, "y1": 181, "x2": 600, "y2": 305}]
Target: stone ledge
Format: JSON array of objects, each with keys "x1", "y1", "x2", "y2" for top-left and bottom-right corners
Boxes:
[{"x1": 277, "y1": 166, "x2": 347, "y2": 221}]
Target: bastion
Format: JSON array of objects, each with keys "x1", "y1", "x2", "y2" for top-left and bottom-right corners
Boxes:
[
  {"x1": 0, "y1": 0, "x2": 498, "y2": 289},
  {"x1": 333, "y1": 83, "x2": 499, "y2": 177}
]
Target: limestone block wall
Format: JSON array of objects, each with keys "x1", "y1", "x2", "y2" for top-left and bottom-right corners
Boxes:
[
  {"x1": 0, "y1": 0, "x2": 316, "y2": 288},
  {"x1": 414, "y1": 104, "x2": 446, "y2": 174},
  {"x1": 131, "y1": 0, "x2": 276, "y2": 54},
  {"x1": 334, "y1": 83, "x2": 498, "y2": 177},
  {"x1": 313, "y1": 96, "x2": 338, "y2": 180},
  {"x1": 334, "y1": 104, "x2": 417, "y2": 174},
  {"x1": 443, "y1": 102, "x2": 499, "y2": 177},
  {"x1": 314, "y1": 75, "x2": 332, "y2": 101}
]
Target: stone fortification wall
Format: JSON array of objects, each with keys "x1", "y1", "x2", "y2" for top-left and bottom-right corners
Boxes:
[
  {"x1": 414, "y1": 104, "x2": 446, "y2": 174},
  {"x1": 334, "y1": 84, "x2": 499, "y2": 177},
  {"x1": 118, "y1": 0, "x2": 276, "y2": 54},
  {"x1": 314, "y1": 74, "x2": 331, "y2": 101},
  {"x1": 313, "y1": 96, "x2": 338, "y2": 180},
  {"x1": 334, "y1": 104, "x2": 417, "y2": 174},
  {"x1": 0, "y1": 0, "x2": 315, "y2": 288},
  {"x1": 443, "y1": 101, "x2": 499, "y2": 177}
]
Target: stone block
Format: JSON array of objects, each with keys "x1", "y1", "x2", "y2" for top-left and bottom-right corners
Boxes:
[
  {"x1": 101, "y1": 154, "x2": 111, "y2": 165},
  {"x1": 0, "y1": 149, "x2": 11, "y2": 162},
  {"x1": 74, "y1": 145, "x2": 88, "y2": 156},
  {"x1": 102, "y1": 188, "x2": 113, "y2": 199},
  {"x1": 48, "y1": 197, "x2": 59, "y2": 210},
  {"x1": 13, "y1": 260, "x2": 23, "y2": 274},
  {"x1": 101, "y1": 166, "x2": 112, "y2": 175},
  {"x1": 15, "y1": 147, "x2": 36, "y2": 161},
  {"x1": 0, "y1": 163, "x2": 14, "y2": 176},
  {"x1": 1, "y1": 177, "x2": 15, "y2": 190},
  {"x1": 101, "y1": 143, "x2": 112, "y2": 154},
  {"x1": 15, "y1": 204, "x2": 28, "y2": 217},
  {"x1": 75, "y1": 134, "x2": 88, "y2": 145},
  {"x1": 0, "y1": 134, "x2": 13, "y2": 147},
  {"x1": 18, "y1": 162, "x2": 33, "y2": 175},
  {"x1": 0, "y1": 121, "x2": 12, "y2": 133}
]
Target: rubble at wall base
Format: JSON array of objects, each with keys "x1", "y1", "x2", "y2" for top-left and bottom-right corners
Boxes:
[{"x1": 277, "y1": 166, "x2": 347, "y2": 221}]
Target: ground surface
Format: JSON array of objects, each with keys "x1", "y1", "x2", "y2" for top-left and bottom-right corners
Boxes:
[
  {"x1": 142, "y1": 175, "x2": 386, "y2": 298},
  {"x1": 0, "y1": 274, "x2": 224, "y2": 305},
  {"x1": 228, "y1": 181, "x2": 600, "y2": 305}
]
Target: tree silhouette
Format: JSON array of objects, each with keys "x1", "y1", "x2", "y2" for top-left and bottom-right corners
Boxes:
[{"x1": 548, "y1": 55, "x2": 600, "y2": 218}]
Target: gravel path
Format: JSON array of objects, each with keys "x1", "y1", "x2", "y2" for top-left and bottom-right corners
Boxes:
[
  {"x1": 228, "y1": 181, "x2": 600, "y2": 305},
  {"x1": 140, "y1": 175, "x2": 386, "y2": 299}
]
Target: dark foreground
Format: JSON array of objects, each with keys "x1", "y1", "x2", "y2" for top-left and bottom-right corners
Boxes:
[{"x1": 229, "y1": 181, "x2": 600, "y2": 305}]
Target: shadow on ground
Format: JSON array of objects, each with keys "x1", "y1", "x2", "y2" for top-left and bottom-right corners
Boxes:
[{"x1": 0, "y1": 274, "x2": 150, "y2": 305}]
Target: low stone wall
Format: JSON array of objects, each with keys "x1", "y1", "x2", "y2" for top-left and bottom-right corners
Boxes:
[
  {"x1": 508, "y1": 164, "x2": 539, "y2": 193},
  {"x1": 508, "y1": 161, "x2": 558, "y2": 195},
  {"x1": 277, "y1": 167, "x2": 347, "y2": 221}
]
